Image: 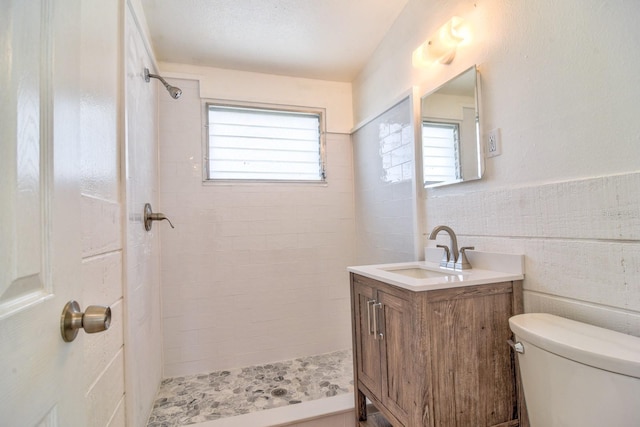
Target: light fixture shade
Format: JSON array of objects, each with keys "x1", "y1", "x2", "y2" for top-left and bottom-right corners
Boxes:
[{"x1": 412, "y1": 16, "x2": 468, "y2": 67}]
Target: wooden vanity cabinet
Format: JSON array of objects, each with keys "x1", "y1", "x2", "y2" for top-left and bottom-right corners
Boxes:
[{"x1": 350, "y1": 273, "x2": 526, "y2": 427}]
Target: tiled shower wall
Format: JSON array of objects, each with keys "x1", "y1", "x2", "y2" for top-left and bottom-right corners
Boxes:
[
  {"x1": 124, "y1": 2, "x2": 164, "y2": 425},
  {"x1": 81, "y1": 1, "x2": 125, "y2": 425},
  {"x1": 158, "y1": 79, "x2": 355, "y2": 377}
]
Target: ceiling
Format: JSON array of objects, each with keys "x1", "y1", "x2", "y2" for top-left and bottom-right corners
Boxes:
[{"x1": 140, "y1": 0, "x2": 410, "y2": 82}]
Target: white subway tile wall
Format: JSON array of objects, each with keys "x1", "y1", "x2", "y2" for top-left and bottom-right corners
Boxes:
[
  {"x1": 77, "y1": 1, "x2": 124, "y2": 425},
  {"x1": 158, "y1": 79, "x2": 355, "y2": 377},
  {"x1": 352, "y1": 97, "x2": 417, "y2": 265}
]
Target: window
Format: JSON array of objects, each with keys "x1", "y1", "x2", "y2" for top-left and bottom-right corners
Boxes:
[
  {"x1": 206, "y1": 103, "x2": 325, "y2": 182},
  {"x1": 422, "y1": 121, "x2": 461, "y2": 186}
]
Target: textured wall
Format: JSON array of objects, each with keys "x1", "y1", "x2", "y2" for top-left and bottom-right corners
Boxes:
[
  {"x1": 353, "y1": 0, "x2": 640, "y2": 334},
  {"x1": 157, "y1": 78, "x2": 355, "y2": 377},
  {"x1": 426, "y1": 174, "x2": 640, "y2": 334}
]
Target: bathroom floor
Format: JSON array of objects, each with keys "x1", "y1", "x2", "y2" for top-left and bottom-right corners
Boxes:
[{"x1": 146, "y1": 349, "x2": 354, "y2": 426}]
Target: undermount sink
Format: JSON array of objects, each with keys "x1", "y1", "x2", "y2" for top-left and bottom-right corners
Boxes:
[{"x1": 381, "y1": 266, "x2": 456, "y2": 279}]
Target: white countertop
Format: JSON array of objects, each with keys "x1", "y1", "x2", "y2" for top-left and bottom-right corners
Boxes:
[{"x1": 348, "y1": 251, "x2": 524, "y2": 292}]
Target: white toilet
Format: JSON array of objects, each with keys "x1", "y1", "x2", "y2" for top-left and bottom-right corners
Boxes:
[{"x1": 509, "y1": 313, "x2": 640, "y2": 427}]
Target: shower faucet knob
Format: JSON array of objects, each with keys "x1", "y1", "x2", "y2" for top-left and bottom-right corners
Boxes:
[{"x1": 144, "y1": 203, "x2": 175, "y2": 231}]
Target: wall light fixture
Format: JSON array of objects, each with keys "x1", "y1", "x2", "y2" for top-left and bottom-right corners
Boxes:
[{"x1": 412, "y1": 16, "x2": 469, "y2": 67}]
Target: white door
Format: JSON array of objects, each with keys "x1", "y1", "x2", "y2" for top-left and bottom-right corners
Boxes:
[{"x1": 0, "y1": 1, "x2": 122, "y2": 426}]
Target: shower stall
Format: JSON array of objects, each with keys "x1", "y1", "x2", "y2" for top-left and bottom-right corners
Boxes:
[{"x1": 150, "y1": 75, "x2": 357, "y2": 425}]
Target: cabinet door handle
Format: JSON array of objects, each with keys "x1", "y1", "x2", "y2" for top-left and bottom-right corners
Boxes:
[
  {"x1": 373, "y1": 302, "x2": 383, "y2": 340},
  {"x1": 367, "y1": 299, "x2": 376, "y2": 335}
]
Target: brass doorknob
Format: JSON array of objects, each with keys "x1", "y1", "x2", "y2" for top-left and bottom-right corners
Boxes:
[{"x1": 60, "y1": 301, "x2": 111, "y2": 342}]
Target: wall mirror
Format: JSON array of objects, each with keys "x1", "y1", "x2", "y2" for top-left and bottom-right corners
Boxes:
[{"x1": 420, "y1": 65, "x2": 483, "y2": 188}]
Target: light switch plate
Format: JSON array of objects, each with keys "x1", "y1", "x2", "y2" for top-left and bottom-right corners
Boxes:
[{"x1": 487, "y1": 128, "x2": 502, "y2": 157}]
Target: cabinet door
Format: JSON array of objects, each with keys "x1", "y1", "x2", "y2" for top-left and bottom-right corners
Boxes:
[
  {"x1": 378, "y1": 290, "x2": 413, "y2": 423},
  {"x1": 428, "y1": 284, "x2": 518, "y2": 426},
  {"x1": 353, "y1": 281, "x2": 381, "y2": 396}
]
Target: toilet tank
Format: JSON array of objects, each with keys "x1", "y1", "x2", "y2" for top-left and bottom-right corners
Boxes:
[{"x1": 509, "y1": 313, "x2": 640, "y2": 427}]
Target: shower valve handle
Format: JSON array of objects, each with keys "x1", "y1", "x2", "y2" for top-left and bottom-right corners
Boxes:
[{"x1": 144, "y1": 203, "x2": 175, "y2": 231}]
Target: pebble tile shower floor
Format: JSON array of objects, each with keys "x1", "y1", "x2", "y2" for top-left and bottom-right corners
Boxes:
[{"x1": 147, "y1": 349, "x2": 353, "y2": 426}]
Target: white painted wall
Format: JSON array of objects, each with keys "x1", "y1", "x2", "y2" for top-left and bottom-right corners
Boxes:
[
  {"x1": 159, "y1": 62, "x2": 353, "y2": 134},
  {"x1": 156, "y1": 75, "x2": 355, "y2": 376},
  {"x1": 353, "y1": 0, "x2": 640, "y2": 334},
  {"x1": 123, "y1": 1, "x2": 164, "y2": 425}
]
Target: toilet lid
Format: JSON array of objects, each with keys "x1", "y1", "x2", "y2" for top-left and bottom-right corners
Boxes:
[{"x1": 509, "y1": 313, "x2": 640, "y2": 378}]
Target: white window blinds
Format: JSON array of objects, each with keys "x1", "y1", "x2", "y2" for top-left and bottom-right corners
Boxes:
[
  {"x1": 207, "y1": 104, "x2": 324, "y2": 182},
  {"x1": 422, "y1": 121, "x2": 461, "y2": 186}
]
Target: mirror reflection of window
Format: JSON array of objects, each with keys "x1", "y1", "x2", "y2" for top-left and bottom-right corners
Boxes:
[
  {"x1": 420, "y1": 66, "x2": 483, "y2": 188},
  {"x1": 422, "y1": 121, "x2": 461, "y2": 186}
]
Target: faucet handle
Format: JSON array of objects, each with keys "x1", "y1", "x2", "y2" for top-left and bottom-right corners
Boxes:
[
  {"x1": 455, "y1": 246, "x2": 475, "y2": 270},
  {"x1": 143, "y1": 203, "x2": 175, "y2": 231},
  {"x1": 436, "y1": 244, "x2": 450, "y2": 268}
]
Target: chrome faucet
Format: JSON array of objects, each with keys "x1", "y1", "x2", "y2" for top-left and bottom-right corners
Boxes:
[{"x1": 428, "y1": 225, "x2": 474, "y2": 270}]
